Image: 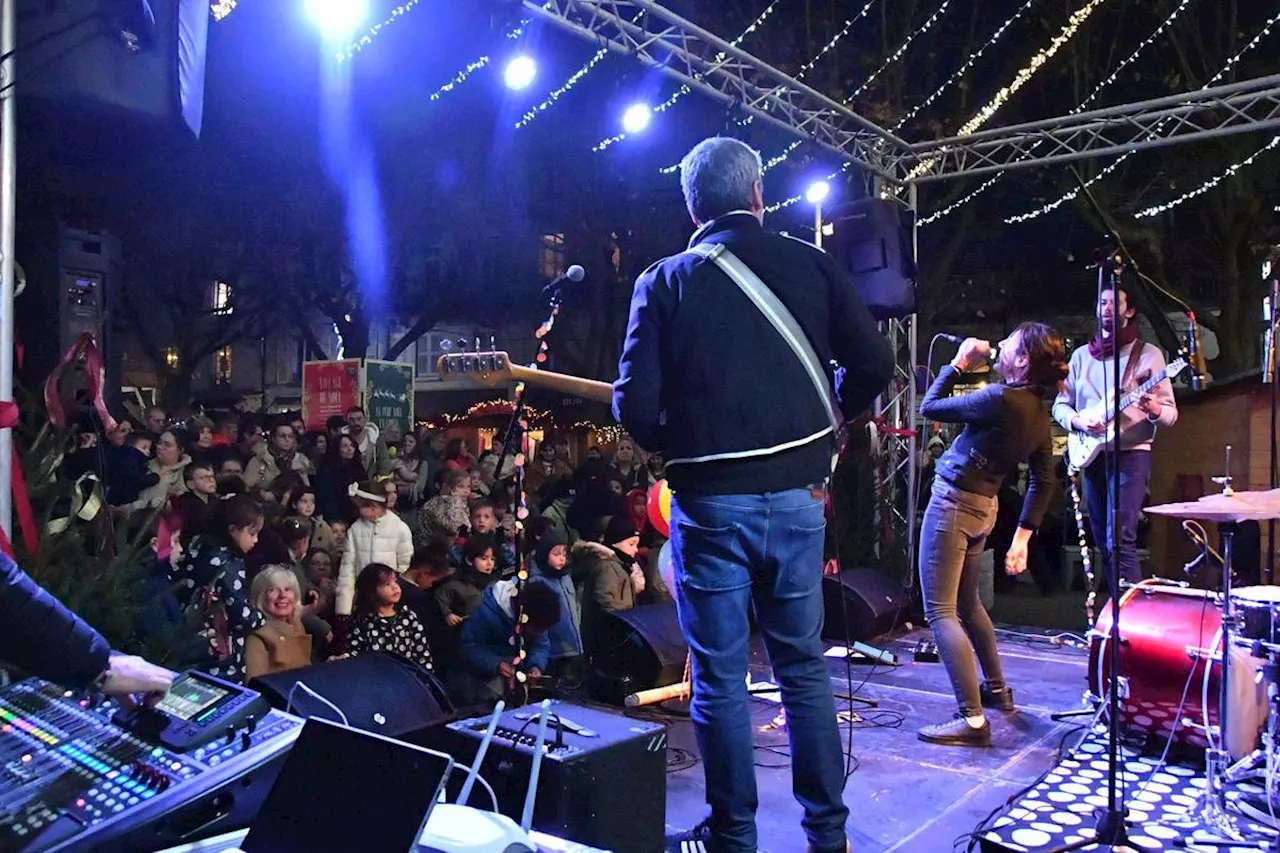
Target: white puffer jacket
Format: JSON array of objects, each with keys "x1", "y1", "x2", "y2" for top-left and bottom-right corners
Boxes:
[{"x1": 335, "y1": 511, "x2": 414, "y2": 616}]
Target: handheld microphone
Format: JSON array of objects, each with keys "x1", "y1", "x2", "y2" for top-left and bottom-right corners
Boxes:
[
  {"x1": 540, "y1": 264, "x2": 585, "y2": 295},
  {"x1": 937, "y1": 333, "x2": 994, "y2": 360},
  {"x1": 1187, "y1": 312, "x2": 1211, "y2": 391}
]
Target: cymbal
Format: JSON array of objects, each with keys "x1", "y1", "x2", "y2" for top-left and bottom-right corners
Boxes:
[{"x1": 1146, "y1": 489, "x2": 1280, "y2": 522}]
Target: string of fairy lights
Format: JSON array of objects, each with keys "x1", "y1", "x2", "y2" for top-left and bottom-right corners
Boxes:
[
  {"x1": 921, "y1": 0, "x2": 1186, "y2": 225},
  {"x1": 1134, "y1": 134, "x2": 1280, "y2": 218},
  {"x1": 1002, "y1": 5, "x2": 1278, "y2": 224},
  {"x1": 905, "y1": 0, "x2": 1111, "y2": 183},
  {"x1": 661, "y1": 0, "x2": 876, "y2": 176},
  {"x1": 593, "y1": 0, "x2": 784, "y2": 153},
  {"x1": 335, "y1": 1, "x2": 424, "y2": 63},
  {"x1": 515, "y1": 11, "x2": 646, "y2": 130},
  {"x1": 210, "y1": 0, "x2": 236, "y2": 21},
  {"x1": 892, "y1": 0, "x2": 1040, "y2": 131},
  {"x1": 843, "y1": 0, "x2": 952, "y2": 104},
  {"x1": 426, "y1": 26, "x2": 526, "y2": 103},
  {"x1": 767, "y1": 0, "x2": 1107, "y2": 215}
]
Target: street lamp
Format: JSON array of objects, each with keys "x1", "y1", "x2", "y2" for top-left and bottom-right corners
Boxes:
[
  {"x1": 805, "y1": 180, "x2": 831, "y2": 248},
  {"x1": 304, "y1": 0, "x2": 369, "y2": 39},
  {"x1": 622, "y1": 103, "x2": 652, "y2": 134},
  {"x1": 503, "y1": 55, "x2": 538, "y2": 91}
]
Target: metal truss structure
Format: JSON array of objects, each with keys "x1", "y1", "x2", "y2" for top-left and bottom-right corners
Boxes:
[
  {"x1": 524, "y1": 0, "x2": 1280, "y2": 576},
  {"x1": 903, "y1": 74, "x2": 1280, "y2": 181},
  {"x1": 520, "y1": 0, "x2": 909, "y2": 181}
]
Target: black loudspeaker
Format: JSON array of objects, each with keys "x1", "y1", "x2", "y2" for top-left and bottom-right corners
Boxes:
[
  {"x1": 593, "y1": 603, "x2": 688, "y2": 692},
  {"x1": 425, "y1": 702, "x2": 667, "y2": 853},
  {"x1": 15, "y1": 224, "x2": 122, "y2": 395},
  {"x1": 19, "y1": 0, "x2": 209, "y2": 137},
  {"x1": 821, "y1": 568, "x2": 910, "y2": 641},
  {"x1": 249, "y1": 654, "x2": 454, "y2": 744},
  {"x1": 831, "y1": 197, "x2": 917, "y2": 321}
]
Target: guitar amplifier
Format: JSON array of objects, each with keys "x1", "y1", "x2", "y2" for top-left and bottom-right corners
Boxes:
[{"x1": 422, "y1": 701, "x2": 667, "y2": 853}]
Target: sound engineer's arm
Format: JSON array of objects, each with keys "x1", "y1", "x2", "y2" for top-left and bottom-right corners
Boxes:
[{"x1": 0, "y1": 553, "x2": 172, "y2": 704}]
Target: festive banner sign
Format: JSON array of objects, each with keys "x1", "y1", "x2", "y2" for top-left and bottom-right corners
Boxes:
[
  {"x1": 363, "y1": 359, "x2": 415, "y2": 439},
  {"x1": 302, "y1": 360, "x2": 361, "y2": 431}
]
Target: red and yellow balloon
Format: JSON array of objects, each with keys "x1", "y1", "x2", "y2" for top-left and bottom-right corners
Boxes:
[{"x1": 647, "y1": 479, "x2": 672, "y2": 538}]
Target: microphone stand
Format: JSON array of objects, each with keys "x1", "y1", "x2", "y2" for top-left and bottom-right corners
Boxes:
[
  {"x1": 1045, "y1": 171, "x2": 1133, "y2": 852},
  {"x1": 489, "y1": 282, "x2": 571, "y2": 699}
]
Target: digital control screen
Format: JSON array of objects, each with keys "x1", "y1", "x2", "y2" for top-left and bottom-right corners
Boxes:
[{"x1": 156, "y1": 675, "x2": 230, "y2": 721}]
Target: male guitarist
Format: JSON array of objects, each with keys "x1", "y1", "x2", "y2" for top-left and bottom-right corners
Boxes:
[{"x1": 1052, "y1": 285, "x2": 1178, "y2": 594}]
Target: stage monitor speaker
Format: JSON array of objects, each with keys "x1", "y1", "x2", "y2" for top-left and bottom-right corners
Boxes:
[
  {"x1": 425, "y1": 702, "x2": 667, "y2": 853},
  {"x1": 249, "y1": 653, "x2": 454, "y2": 744},
  {"x1": 19, "y1": 0, "x2": 209, "y2": 138},
  {"x1": 593, "y1": 603, "x2": 688, "y2": 691},
  {"x1": 821, "y1": 567, "x2": 910, "y2": 642},
  {"x1": 15, "y1": 224, "x2": 121, "y2": 396},
  {"x1": 830, "y1": 197, "x2": 917, "y2": 321}
]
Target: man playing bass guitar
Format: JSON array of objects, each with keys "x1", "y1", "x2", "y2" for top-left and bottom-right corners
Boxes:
[{"x1": 1052, "y1": 285, "x2": 1178, "y2": 595}]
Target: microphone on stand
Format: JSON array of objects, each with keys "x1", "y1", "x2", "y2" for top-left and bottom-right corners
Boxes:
[
  {"x1": 540, "y1": 265, "x2": 585, "y2": 295},
  {"x1": 1186, "y1": 312, "x2": 1211, "y2": 391}
]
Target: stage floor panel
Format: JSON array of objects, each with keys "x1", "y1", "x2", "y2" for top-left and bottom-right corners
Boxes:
[{"x1": 655, "y1": 624, "x2": 1097, "y2": 853}]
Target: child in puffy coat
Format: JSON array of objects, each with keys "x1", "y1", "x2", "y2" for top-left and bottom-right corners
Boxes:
[
  {"x1": 335, "y1": 482, "x2": 414, "y2": 617},
  {"x1": 529, "y1": 530, "x2": 583, "y2": 666}
]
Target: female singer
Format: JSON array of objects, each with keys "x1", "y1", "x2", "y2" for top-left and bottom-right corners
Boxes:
[{"x1": 916, "y1": 323, "x2": 1068, "y2": 747}]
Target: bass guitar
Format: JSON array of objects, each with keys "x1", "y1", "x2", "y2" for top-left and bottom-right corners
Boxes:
[
  {"x1": 1065, "y1": 357, "x2": 1188, "y2": 473},
  {"x1": 436, "y1": 351, "x2": 615, "y2": 404}
]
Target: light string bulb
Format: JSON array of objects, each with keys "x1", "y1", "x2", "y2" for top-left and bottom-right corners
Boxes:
[
  {"x1": 594, "y1": 0, "x2": 783, "y2": 152},
  {"x1": 906, "y1": 0, "x2": 1110, "y2": 183},
  {"x1": 844, "y1": 0, "x2": 953, "y2": 104},
  {"x1": 211, "y1": 0, "x2": 236, "y2": 21},
  {"x1": 516, "y1": 11, "x2": 645, "y2": 130},
  {"x1": 1134, "y1": 134, "x2": 1280, "y2": 219},
  {"x1": 1002, "y1": 6, "x2": 1278, "y2": 224},
  {"x1": 893, "y1": 0, "x2": 1041, "y2": 131},
  {"x1": 335, "y1": 0, "x2": 423, "y2": 63}
]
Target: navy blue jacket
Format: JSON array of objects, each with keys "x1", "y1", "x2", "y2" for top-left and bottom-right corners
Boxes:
[
  {"x1": 459, "y1": 581, "x2": 551, "y2": 676},
  {"x1": 0, "y1": 552, "x2": 111, "y2": 688},
  {"x1": 614, "y1": 213, "x2": 894, "y2": 495}
]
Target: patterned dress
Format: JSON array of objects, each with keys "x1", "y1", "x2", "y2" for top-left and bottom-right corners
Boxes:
[
  {"x1": 171, "y1": 537, "x2": 265, "y2": 683},
  {"x1": 348, "y1": 609, "x2": 434, "y2": 671}
]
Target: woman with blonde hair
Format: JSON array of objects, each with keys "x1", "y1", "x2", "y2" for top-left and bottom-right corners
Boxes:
[{"x1": 244, "y1": 565, "x2": 313, "y2": 680}]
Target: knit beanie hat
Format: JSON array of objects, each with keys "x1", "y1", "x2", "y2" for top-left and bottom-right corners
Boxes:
[
  {"x1": 534, "y1": 529, "x2": 567, "y2": 569},
  {"x1": 602, "y1": 514, "x2": 639, "y2": 547}
]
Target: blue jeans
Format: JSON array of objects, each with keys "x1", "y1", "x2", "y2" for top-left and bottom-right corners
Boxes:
[
  {"x1": 671, "y1": 489, "x2": 849, "y2": 853},
  {"x1": 1082, "y1": 450, "x2": 1151, "y2": 594},
  {"x1": 919, "y1": 480, "x2": 1004, "y2": 717}
]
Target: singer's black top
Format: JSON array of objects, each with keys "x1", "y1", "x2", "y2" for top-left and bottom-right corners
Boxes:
[{"x1": 921, "y1": 365, "x2": 1055, "y2": 530}]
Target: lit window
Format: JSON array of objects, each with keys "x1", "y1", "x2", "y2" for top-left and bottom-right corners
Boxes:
[
  {"x1": 212, "y1": 281, "x2": 233, "y2": 315},
  {"x1": 539, "y1": 234, "x2": 566, "y2": 280},
  {"x1": 163, "y1": 347, "x2": 179, "y2": 370},
  {"x1": 214, "y1": 346, "x2": 233, "y2": 385}
]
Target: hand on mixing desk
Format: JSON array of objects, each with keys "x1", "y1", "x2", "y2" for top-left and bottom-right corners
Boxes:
[{"x1": 101, "y1": 655, "x2": 174, "y2": 709}]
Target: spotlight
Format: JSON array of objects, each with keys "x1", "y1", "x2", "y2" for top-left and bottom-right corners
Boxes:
[
  {"x1": 304, "y1": 0, "x2": 369, "y2": 39},
  {"x1": 805, "y1": 181, "x2": 831, "y2": 206},
  {"x1": 504, "y1": 55, "x2": 538, "y2": 91},
  {"x1": 622, "y1": 103, "x2": 652, "y2": 134}
]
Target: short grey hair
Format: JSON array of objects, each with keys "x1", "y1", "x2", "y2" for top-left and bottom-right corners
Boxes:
[
  {"x1": 251, "y1": 565, "x2": 302, "y2": 622},
  {"x1": 679, "y1": 137, "x2": 763, "y2": 223}
]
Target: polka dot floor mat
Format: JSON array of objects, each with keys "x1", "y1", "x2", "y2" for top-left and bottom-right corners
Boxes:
[{"x1": 978, "y1": 731, "x2": 1279, "y2": 852}]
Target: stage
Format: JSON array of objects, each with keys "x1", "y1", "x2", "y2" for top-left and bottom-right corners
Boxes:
[{"x1": 655, "y1": 620, "x2": 1096, "y2": 852}]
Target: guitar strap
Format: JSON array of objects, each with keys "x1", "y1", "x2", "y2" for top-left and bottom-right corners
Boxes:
[{"x1": 1120, "y1": 332, "x2": 1144, "y2": 391}]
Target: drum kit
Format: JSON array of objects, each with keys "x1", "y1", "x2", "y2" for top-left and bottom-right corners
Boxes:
[{"x1": 1099, "y1": 474, "x2": 1280, "y2": 848}]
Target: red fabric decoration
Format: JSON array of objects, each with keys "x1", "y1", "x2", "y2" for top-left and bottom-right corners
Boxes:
[
  {"x1": 44, "y1": 333, "x2": 116, "y2": 433},
  {"x1": 0, "y1": 401, "x2": 38, "y2": 558}
]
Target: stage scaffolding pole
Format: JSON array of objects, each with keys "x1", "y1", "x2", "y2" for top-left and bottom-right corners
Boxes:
[{"x1": 0, "y1": 0, "x2": 17, "y2": 542}]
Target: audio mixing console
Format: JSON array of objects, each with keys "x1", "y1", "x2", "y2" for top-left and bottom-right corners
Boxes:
[{"x1": 0, "y1": 673, "x2": 302, "y2": 853}]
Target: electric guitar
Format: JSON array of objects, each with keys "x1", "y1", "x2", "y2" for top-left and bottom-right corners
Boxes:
[
  {"x1": 436, "y1": 351, "x2": 615, "y2": 404},
  {"x1": 1065, "y1": 357, "x2": 1188, "y2": 473}
]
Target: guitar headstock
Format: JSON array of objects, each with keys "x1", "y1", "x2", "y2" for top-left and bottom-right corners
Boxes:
[
  {"x1": 436, "y1": 351, "x2": 518, "y2": 387},
  {"x1": 1167, "y1": 358, "x2": 1189, "y2": 378}
]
